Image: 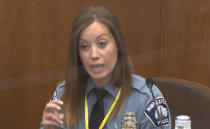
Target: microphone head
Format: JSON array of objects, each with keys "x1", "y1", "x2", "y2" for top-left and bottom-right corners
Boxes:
[{"x1": 146, "y1": 77, "x2": 154, "y2": 87}]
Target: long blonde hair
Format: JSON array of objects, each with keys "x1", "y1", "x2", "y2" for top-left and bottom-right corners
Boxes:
[{"x1": 61, "y1": 5, "x2": 133, "y2": 128}]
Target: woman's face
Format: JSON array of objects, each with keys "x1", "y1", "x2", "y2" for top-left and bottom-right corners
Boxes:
[{"x1": 79, "y1": 21, "x2": 118, "y2": 87}]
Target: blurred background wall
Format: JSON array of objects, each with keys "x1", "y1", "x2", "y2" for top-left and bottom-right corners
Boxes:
[{"x1": 0, "y1": 0, "x2": 209, "y2": 128}]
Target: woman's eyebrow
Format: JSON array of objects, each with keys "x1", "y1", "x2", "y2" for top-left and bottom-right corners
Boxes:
[
  {"x1": 79, "y1": 33, "x2": 107, "y2": 43},
  {"x1": 79, "y1": 39, "x2": 89, "y2": 43},
  {"x1": 96, "y1": 33, "x2": 107, "y2": 40}
]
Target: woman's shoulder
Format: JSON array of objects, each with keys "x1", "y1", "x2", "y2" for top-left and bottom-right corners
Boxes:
[
  {"x1": 131, "y1": 74, "x2": 147, "y2": 92},
  {"x1": 129, "y1": 74, "x2": 171, "y2": 128},
  {"x1": 131, "y1": 74, "x2": 162, "y2": 97}
]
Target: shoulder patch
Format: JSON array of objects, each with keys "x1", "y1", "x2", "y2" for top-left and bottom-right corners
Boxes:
[{"x1": 145, "y1": 97, "x2": 170, "y2": 127}]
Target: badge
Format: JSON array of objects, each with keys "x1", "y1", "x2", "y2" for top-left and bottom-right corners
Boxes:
[
  {"x1": 145, "y1": 97, "x2": 170, "y2": 127},
  {"x1": 122, "y1": 112, "x2": 137, "y2": 129}
]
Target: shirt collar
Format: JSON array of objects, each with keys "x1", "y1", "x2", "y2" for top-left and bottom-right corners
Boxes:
[{"x1": 86, "y1": 77, "x2": 120, "y2": 98}]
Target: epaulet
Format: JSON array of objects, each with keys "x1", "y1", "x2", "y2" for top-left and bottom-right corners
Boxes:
[{"x1": 132, "y1": 74, "x2": 148, "y2": 94}]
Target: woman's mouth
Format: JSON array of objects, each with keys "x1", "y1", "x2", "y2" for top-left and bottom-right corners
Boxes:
[{"x1": 90, "y1": 64, "x2": 104, "y2": 73}]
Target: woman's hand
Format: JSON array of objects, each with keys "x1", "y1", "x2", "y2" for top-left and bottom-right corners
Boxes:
[{"x1": 42, "y1": 100, "x2": 64, "y2": 129}]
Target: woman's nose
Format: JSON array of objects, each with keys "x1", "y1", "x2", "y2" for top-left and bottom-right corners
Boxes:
[{"x1": 90, "y1": 45, "x2": 100, "y2": 59}]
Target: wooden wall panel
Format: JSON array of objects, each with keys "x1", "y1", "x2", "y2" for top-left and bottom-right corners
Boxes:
[
  {"x1": 120, "y1": 0, "x2": 161, "y2": 77},
  {"x1": 160, "y1": 0, "x2": 210, "y2": 87},
  {"x1": 0, "y1": 0, "x2": 160, "y2": 129},
  {"x1": 0, "y1": 0, "x2": 69, "y2": 128}
]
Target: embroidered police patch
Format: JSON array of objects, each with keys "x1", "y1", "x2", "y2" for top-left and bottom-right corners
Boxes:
[
  {"x1": 145, "y1": 97, "x2": 170, "y2": 127},
  {"x1": 122, "y1": 112, "x2": 137, "y2": 129}
]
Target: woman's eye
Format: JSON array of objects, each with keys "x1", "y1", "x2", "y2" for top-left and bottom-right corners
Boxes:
[
  {"x1": 80, "y1": 44, "x2": 88, "y2": 50},
  {"x1": 98, "y1": 41, "x2": 107, "y2": 47}
]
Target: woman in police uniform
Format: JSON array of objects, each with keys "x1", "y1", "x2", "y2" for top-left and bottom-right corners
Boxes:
[{"x1": 40, "y1": 5, "x2": 171, "y2": 129}]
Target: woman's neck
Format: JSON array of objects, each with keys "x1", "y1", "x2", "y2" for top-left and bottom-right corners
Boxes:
[{"x1": 93, "y1": 77, "x2": 111, "y2": 88}]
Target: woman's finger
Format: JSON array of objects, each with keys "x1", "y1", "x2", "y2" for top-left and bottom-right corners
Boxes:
[
  {"x1": 42, "y1": 112, "x2": 64, "y2": 128},
  {"x1": 44, "y1": 102, "x2": 62, "y2": 113},
  {"x1": 50, "y1": 99, "x2": 63, "y2": 107}
]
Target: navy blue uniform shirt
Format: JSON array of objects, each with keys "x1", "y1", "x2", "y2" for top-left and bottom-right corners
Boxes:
[{"x1": 40, "y1": 74, "x2": 171, "y2": 129}]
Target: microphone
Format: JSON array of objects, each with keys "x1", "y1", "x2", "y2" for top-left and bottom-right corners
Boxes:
[
  {"x1": 146, "y1": 77, "x2": 154, "y2": 89},
  {"x1": 146, "y1": 77, "x2": 163, "y2": 128}
]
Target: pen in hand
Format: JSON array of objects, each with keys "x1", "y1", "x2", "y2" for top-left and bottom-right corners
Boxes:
[{"x1": 114, "y1": 123, "x2": 118, "y2": 129}]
